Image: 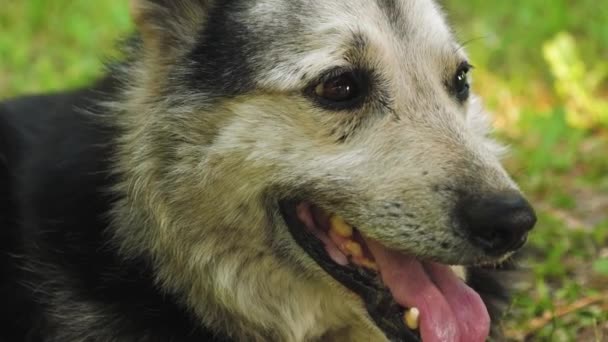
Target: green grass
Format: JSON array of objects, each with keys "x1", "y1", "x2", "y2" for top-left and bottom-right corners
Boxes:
[
  {"x1": 2, "y1": 1, "x2": 607, "y2": 341},
  {"x1": 0, "y1": 1, "x2": 131, "y2": 95}
]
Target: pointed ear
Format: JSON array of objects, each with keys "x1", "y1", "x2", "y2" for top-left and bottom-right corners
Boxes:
[{"x1": 130, "y1": 0, "x2": 212, "y2": 57}]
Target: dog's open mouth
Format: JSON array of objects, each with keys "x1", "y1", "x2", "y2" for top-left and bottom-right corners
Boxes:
[{"x1": 279, "y1": 201, "x2": 490, "y2": 342}]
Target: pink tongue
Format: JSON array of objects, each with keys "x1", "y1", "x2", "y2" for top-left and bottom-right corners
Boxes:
[{"x1": 367, "y1": 240, "x2": 490, "y2": 342}]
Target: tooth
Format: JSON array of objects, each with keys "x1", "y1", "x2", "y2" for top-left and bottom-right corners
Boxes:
[
  {"x1": 330, "y1": 215, "x2": 353, "y2": 237},
  {"x1": 354, "y1": 257, "x2": 378, "y2": 272},
  {"x1": 344, "y1": 241, "x2": 363, "y2": 257},
  {"x1": 403, "y1": 307, "x2": 420, "y2": 330},
  {"x1": 362, "y1": 259, "x2": 378, "y2": 272}
]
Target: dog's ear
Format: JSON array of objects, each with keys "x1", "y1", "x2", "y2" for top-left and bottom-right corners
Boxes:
[{"x1": 130, "y1": 0, "x2": 212, "y2": 57}]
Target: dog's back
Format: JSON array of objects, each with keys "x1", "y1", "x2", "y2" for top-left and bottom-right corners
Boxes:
[
  {"x1": 0, "y1": 88, "x2": 113, "y2": 340},
  {"x1": 0, "y1": 92, "x2": 72, "y2": 340},
  {"x1": 0, "y1": 95, "x2": 26, "y2": 340}
]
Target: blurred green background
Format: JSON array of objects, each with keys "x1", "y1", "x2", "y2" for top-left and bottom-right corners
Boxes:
[{"x1": 1, "y1": 1, "x2": 607, "y2": 341}]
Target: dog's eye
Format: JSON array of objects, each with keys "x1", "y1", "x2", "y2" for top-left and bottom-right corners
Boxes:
[
  {"x1": 315, "y1": 74, "x2": 357, "y2": 102},
  {"x1": 453, "y1": 63, "x2": 472, "y2": 102},
  {"x1": 310, "y1": 70, "x2": 367, "y2": 110}
]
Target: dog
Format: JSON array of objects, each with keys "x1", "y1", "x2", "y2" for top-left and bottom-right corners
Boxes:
[{"x1": 0, "y1": 0, "x2": 536, "y2": 341}]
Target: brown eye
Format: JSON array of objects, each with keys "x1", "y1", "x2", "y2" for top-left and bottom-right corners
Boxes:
[
  {"x1": 315, "y1": 73, "x2": 359, "y2": 102},
  {"x1": 309, "y1": 70, "x2": 368, "y2": 110}
]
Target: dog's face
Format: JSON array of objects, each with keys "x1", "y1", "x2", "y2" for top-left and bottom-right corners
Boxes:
[{"x1": 119, "y1": 0, "x2": 536, "y2": 340}]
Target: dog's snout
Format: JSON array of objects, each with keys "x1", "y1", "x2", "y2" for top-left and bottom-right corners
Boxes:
[{"x1": 458, "y1": 192, "x2": 536, "y2": 255}]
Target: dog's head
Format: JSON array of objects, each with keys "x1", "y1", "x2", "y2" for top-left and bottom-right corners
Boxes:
[{"x1": 116, "y1": 0, "x2": 536, "y2": 340}]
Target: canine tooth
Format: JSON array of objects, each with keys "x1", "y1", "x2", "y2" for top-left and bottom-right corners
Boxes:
[
  {"x1": 344, "y1": 241, "x2": 363, "y2": 257},
  {"x1": 404, "y1": 307, "x2": 420, "y2": 330},
  {"x1": 330, "y1": 215, "x2": 353, "y2": 237}
]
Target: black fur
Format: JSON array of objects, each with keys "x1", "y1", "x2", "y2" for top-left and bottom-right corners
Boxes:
[
  {"x1": 185, "y1": 0, "x2": 255, "y2": 96},
  {"x1": 0, "y1": 78, "x2": 231, "y2": 341}
]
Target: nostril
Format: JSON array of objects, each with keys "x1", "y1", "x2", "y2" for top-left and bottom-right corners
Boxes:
[
  {"x1": 472, "y1": 229, "x2": 502, "y2": 250},
  {"x1": 473, "y1": 227, "x2": 530, "y2": 254},
  {"x1": 473, "y1": 227, "x2": 523, "y2": 252}
]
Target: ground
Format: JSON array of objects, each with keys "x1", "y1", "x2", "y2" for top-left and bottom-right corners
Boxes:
[{"x1": 1, "y1": 1, "x2": 606, "y2": 341}]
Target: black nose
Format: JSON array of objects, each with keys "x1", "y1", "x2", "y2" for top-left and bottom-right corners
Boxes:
[{"x1": 458, "y1": 192, "x2": 537, "y2": 255}]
